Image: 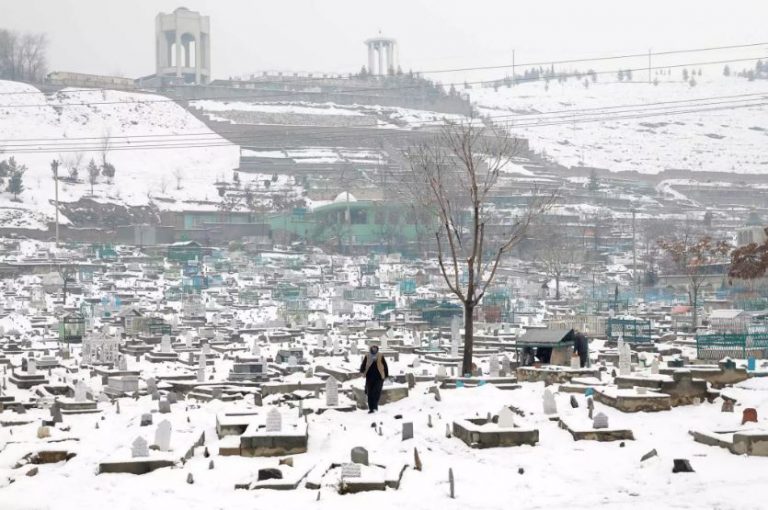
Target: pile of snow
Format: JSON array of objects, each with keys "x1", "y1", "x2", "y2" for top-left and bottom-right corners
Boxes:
[{"x1": 0, "y1": 81, "x2": 240, "y2": 227}]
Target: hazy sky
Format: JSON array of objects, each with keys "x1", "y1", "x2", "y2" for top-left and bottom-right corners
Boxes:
[{"x1": 3, "y1": 0, "x2": 768, "y2": 80}]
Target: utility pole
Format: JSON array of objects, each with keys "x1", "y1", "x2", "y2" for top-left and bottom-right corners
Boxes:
[
  {"x1": 632, "y1": 207, "x2": 637, "y2": 295},
  {"x1": 648, "y1": 48, "x2": 652, "y2": 84},
  {"x1": 512, "y1": 49, "x2": 516, "y2": 85},
  {"x1": 51, "y1": 160, "x2": 60, "y2": 247}
]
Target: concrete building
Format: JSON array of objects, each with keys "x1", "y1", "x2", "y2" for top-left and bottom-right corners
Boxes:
[
  {"x1": 365, "y1": 36, "x2": 397, "y2": 76},
  {"x1": 156, "y1": 7, "x2": 211, "y2": 84}
]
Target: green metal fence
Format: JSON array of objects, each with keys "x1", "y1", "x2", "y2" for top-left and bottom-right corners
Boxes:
[{"x1": 696, "y1": 332, "x2": 768, "y2": 360}]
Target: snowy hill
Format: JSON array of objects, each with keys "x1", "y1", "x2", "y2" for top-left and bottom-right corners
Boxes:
[
  {"x1": 468, "y1": 76, "x2": 768, "y2": 175},
  {"x1": 0, "y1": 81, "x2": 240, "y2": 229}
]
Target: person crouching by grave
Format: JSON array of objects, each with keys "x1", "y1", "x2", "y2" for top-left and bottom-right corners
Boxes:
[{"x1": 360, "y1": 345, "x2": 389, "y2": 413}]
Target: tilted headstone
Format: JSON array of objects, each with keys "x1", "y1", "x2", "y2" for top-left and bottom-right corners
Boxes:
[
  {"x1": 50, "y1": 402, "x2": 63, "y2": 424},
  {"x1": 325, "y1": 377, "x2": 339, "y2": 407},
  {"x1": 155, "y1": 420, "x2": 172, "y2": 451},
  {"x1": 498, "y1": 407, "x2": 516, "y2": 428},
  {"x1": 351, "y1": 446, "x2": 369, "y2": 466},
  {"x1": 341, "y1": 463, "x2": 362, "y2": 478},
  {"x1": 145, "y1": 377, "x2": 157, "y2": 394},
  {"x1": 593, "y1": 412, "x2": 609, "y2": 429},
  {"x1": 543, "y1": 388, "x2": 557, "y2": 415},
  {"x1": 131, "y1": 436, "x2": 149, "y2": 458},
  {"x1": 266, "y1": 408, "x2": 282, "y2": 432}
]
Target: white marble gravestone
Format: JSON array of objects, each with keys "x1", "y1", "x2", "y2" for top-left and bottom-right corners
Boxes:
[
  {"x1": 325, "y1": 377, "x2": 339, "y2": 407},
  {"x1": 618, "y1": 337, "x2": 631, "y2": 376},
  {"x1": 266, "y1": 408, "x2": 282, "y2": 432},
  {"x1": 287, "y1": 355, "x2": 298, "y2": 366},
  {"x1": 651, "y1": 357, "x2": 660, "y2": 375},
  {"x1": 160, "y1": 335, "x2": 172, "y2": 353},
  {"x1": 131, "y1": 436, "x2": 149, "y2": 458},
  {"x1": 543, "y1": 388, "x2": 557, "y2": 415},
  {"x1": 570, "y1": 353, "x2": 581, "y2": 369},
  {"x1": 498, "y1": 407, "x2": 516, "y2": 428},
  {"x1": 436, "y1": 365, "x2": 447, "y2": 379},
  {"x1": 74, "y1": 381, "x2": 88, "y2": 402},
  {"x1": 489, "y1": 354, "x2": 500, "y2": 377},
  {"x1": 450, "y1": 315, "x2": 460, "y2": 357},
  {"x1": 341, "y1": 463, "x2": 362, "y2": 478},
  {"x1": 197, "y1": 354, "x2": 206, "y2": 383},
  {"x1": 155, "y1": 420, "x2": 172, "y2": 451},
  {"x1": 27, "y1": 358, "x2": 37, "y2": 376}
]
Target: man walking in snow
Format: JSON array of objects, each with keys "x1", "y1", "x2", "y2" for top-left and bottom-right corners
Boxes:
[{"x1": 359, "y1": 344, "x2": 389, "y2": 413}]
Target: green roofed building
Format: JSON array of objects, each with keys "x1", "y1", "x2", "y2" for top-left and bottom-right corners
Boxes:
[{"x1": 269, "y1": 193, "x2": 430, "y2": 255}]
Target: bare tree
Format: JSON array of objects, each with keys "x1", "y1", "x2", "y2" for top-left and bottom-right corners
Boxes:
[
  {"x1": 100, "y1": 131, "x2": 110, "y2": 165},
  {"x1": 659, "y1": 232, "x2": 731, "y2": 331},
  {"x1": 0, "y1": 29, "x2": 48, "y2": 82},
  {"x1": 172, "y1": 168, "x2": 184, "y2": 190},
  {"x1": 158, "y1": 176, "x2": 168, "y2": 195},
  {"x1": 86, "y1": 158, "x2": 99, "y2": 195},
  {"x1": 534, "y1": 228, "x2": 575, "y2": 300},
  {"x1": 405, "y1": 120, "x2": 555, "y2": 375}
]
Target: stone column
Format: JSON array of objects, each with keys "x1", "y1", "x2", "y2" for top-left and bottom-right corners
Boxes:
[
  {"x1": 368, "y1": 43, "x2": 375, "y2": 74},
  {"x1": 378, "y1": 42, "x2": 384, "y2": 76},
  {"x1": 194, "y1": 32, "x2": 202, "y2": 84},
  {"x1": 175, "y1": 30, "x2": 182, "y2": 78},
  {"x1": 391, "y1": 41, "x2": 398, "y2": 71},
  {"x1": 385, "y1": 43, "x2": 393, "y2": 74}
]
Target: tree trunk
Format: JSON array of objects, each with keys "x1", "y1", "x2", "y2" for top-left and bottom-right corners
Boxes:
[
  {"x1": 691, "y1": 289, "x2": 698, "y2": 332},
  {"x1": 462, "y1": 302, "x2": 474, "y2": 376}
]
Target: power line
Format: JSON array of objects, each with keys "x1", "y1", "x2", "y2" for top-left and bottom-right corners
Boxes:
[
  {"x1": 3, "y1": 91, "x2": 764, "y2": 145},
  {"x1": 3, "y1": 96, "x2": 765, "y2": 154},
  {"x1": 420, "y1": 42, "x2": 768, "y2": 74}
]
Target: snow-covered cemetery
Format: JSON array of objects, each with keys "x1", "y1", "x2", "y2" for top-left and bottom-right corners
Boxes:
[{"x1": 1, "y1": 2, "x2": 768, "y2": 509}]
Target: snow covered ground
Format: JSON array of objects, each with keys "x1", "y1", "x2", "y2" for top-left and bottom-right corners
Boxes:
[
  {"x1": 192, "y1": 99, "x2": 470, "y2": 129},
  {"x1": 0, "y1": 81, "x2": 240, "y2": 227},
  {"x1": 2, "y1": 357, "x2": 767, "y2": 510},
  {"x1": 469, "y1": 76, "x2": 768, "y2": 175}
]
